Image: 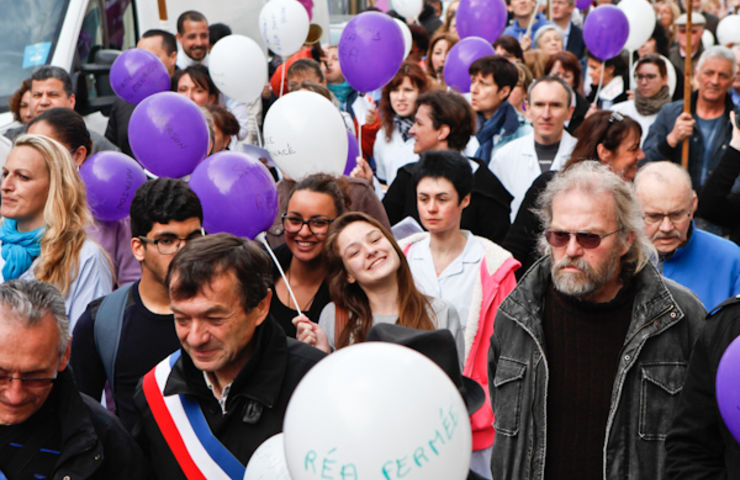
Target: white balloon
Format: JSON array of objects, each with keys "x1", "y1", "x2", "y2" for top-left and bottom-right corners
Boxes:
[
  {"x1": 618, "y1": 0, "x2": 656, "y2": 51},
  {"x1": 209, "y1": 35, "x2": 267, "y2": 104},
  {"x1": 259, "y1": 0, "x2": 311, "y2": 56},
  {"x1": 283, "y1": 343, "x2": 472, "y2": 480},
  {"x1": 702, "y1": 29, "x2": 715, "y2": 48},
  {"x1": 717, "y1": 15, "x2": 740, "y2": 46},
  {"x1": 245, "y1": 434, "x2": 292, "y2": 480},
  {"x1": 394, "y1": 18, "x2": 413, "y2": 59},
  {"x1": 393, "y1": 0, "x2": 424, "y2": 20},
  {"x1": 263, "y1": 91, "x2": 348, "y2": 180}
]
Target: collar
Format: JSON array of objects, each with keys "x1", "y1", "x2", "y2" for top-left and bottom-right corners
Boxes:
[
  {"x1": 49, "y1": 369, "x2": 101, "y2": 466},
  {"x1": 202, "y1": 371, "x2": 233, "y2": 414},
  {"x1": 660, "y1": 221, "x2": 695, "y2": 262},
  {"x1": 164, "y1": 318, "x2": 288, "y2": 411},
  {"x1": 409, "y1": 231, "x2": 483, "y2": 272}
]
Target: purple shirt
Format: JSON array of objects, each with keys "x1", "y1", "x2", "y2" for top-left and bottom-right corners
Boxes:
[{"x1": 85, "y1": 217, "x2": 140, "y2": 286}]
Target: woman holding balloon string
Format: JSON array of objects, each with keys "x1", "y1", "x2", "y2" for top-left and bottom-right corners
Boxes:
[
  {"x1": 0, "y1": 134, "x2": 113, "y2": 326},
  {"x1": 381, "y1": 89, "x2": 513, "y2": 244},
  {"x1": 586, "y1": 50, "x2": 629, "y2": 110},
  {"x1": 294, "y1": 211, "x2": 465, "y2": 368},
  {"x1": 270, "y1": 174, "x2": 347, "y2": 338},
  {"x1": 27, "y1": 107, "x2": 140, "y2": 286},
  {"x1": 374, "y1": 62, "x2": 432, "y2": 188}
]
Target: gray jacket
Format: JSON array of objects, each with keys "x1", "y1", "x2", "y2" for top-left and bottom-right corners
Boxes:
[{"x1": 488, "y1": 257, "x2": 705, "y2": 479}]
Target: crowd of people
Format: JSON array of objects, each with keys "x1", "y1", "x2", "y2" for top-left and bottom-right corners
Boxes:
[{"x1": 2, "y1": 0, "x2": 740, "y2": 478}]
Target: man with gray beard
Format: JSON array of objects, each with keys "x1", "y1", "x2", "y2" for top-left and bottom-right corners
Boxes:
[{"x1": 487, "y1": 161, "x2": 705, "y2": 480}]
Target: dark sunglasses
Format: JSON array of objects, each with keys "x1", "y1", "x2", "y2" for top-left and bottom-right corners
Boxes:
[{"x1": 545, "y1": 228, "x2": 622, "y2": 249}]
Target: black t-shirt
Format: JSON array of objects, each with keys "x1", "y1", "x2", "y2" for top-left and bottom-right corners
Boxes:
[
  {"x1": 268, "y1": 244, "x2": 331, "y2": 337},
  {"x1": 543, "y1": 280, "x2": 635, "y2": 480},
  {"x1": 70, "y1": 280, "x2": 180, "y2": 431},
  {"x1": 0, "y1": 386, "x2": 62, "y2": 479},
  {"x1": 534, "y1": 140, "x2": 560, "y2": 173}
]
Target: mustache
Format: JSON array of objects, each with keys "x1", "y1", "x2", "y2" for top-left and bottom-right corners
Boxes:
[
  {"x1": 651, "y1": 232, "x2": 681, "y2": 241},
  {"x1": 553, "y1": 255, "x2": 591, "y2": 272}
]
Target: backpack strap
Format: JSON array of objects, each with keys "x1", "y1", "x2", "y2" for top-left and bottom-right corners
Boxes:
[{"x1": 93, "y1": 283, "x2": 134, "y2": 392}]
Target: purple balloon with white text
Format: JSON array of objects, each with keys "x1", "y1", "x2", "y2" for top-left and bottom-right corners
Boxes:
[
  {"x1": 583, "y1": 5, "x2": 629, "y2": 60},
  {"x1": 109, "y1": 48, "x2": 170, "y2": 105},
  {"x1": 443, "y1": 37, "x2": 495, "y2": 93},
  {"x1": 128, "y1": 92, "x2": 209, "y2": 178},
  {"x1": 456, "y1": 0, "x2": 508, "y2": 43},
  {"x1": 189, "y1": 151, "x2": 279, "y2": 239},
  {"x1": 338, "y1": 12, "x2": 405, "y2": 92},
  {"x1": 80, "y1": 151, "x2": 147, "y2": 221}
]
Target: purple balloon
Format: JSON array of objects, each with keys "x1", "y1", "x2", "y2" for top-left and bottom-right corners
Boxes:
[
  {"x1": 189, "y1": 151, "x2": 279, "y2": 239},
  {"x1": 344, "y1": 130, "x2": 359, "y2": 175},
  {"x1": 109, "y1": 48, "x2": 170, "y2": 105},
  {"x1": 576, "y1": 0, "x2": 592, "y2": 10},
  {"x1": 80, "y1": 151, "x2": 147, "y2": 221},
  {"x1": 717, "y1": 335, "x2": 740, "y2": 444},
  {"x1": 338, "y1": 12, "x2": 405, "y2": 92},
  {"x1": 443, "y1": 37, "x2": 495, "y2": 93},
  {"x1": 456, "y1": 0, "x2": 508, "y2": 43},
  {"x1": 583, "y1": 5, "x2": 629, "y2": 60},
  {"x1": 128, "y1": 92, "x2": 209, "y2": 178}
]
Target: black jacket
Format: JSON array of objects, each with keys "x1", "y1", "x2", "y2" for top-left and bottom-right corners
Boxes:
[
  {"x1": 383, "y1": 157, "x2": 512, "y2": 243},
  {"x1": 10, "y1": 368, "x2": 148, "y2": 479},
  {"x1": 133, "y1": 317, "x2": 325, "y2": 478},
  {"x1": 565, "y1": 23, "x2": 585, "y2": 59},
  {"x1": 698, "y1": 145, "x2": 740, "y2": 244},
  {"x1": 104, "y1": 98, "x2": 136, "y2": 157},
  {"x1": 665, "y1": 296, "x2": 740, "y2": 479}
]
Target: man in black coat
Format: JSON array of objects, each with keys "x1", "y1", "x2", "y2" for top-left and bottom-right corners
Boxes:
[
  {"x1": 134, "y1": 234, "x2": 325, "y2": 479},
  {"x1": 0, "y1": 280, "x2": 146, "y2": 479}
]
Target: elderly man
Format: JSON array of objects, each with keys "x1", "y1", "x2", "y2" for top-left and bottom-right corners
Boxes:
[
  {"x1": 134, "y1": 234, "x2": 325, "y2": 478},
  {"x1": 635, "y1": 161, "x2": 740, "y2": 310},
  {"x1": 669, "y1": 13, "x2": 706, "y2": 79},
  {"x1": 0, "y1": 280, "x2": 146, "y2": 478},
  {"x1": 644, "y1": 46, "x2": 735, "y2": 189},
  {"x1": 488, "y1": 161, "x2": 705, "y2": 479},
  {"x1": 489, "y1": 75, "x2": 577, "y2": 220}
]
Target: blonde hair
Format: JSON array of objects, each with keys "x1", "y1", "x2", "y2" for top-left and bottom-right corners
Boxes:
[{"x1": 12, "y1": 134, "x2": 93, "y2": 295}]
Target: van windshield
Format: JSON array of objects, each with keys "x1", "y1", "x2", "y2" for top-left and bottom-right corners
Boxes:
[{"x1": 0, "y1": 0, "x2": 69, "y2": 114}]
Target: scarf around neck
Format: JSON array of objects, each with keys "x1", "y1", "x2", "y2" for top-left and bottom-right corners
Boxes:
[
  {"x1": 475, "y1": 102, "x2": 520, "y2": 165},
  {"x1": 393, "y1": 115, "x2": 415, "y2": 142},
  {"x1": 328, "y1": 80, "x2": 354, "y2": 108},
  {"x1": 634, "y1": 85, "x2": 671, "y2": 116},
  {"x1": 0, "y1": 219, "x2": 44, "y2": 281}
]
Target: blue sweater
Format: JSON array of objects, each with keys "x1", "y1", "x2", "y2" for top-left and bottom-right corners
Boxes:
[{"x1": 660, "y1": 224, "x2": 740, "y2": 311}]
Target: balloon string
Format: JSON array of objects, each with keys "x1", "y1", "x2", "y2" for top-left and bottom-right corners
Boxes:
[
  {"x1": 259, "y1": 234, "x2": 302, "y2": 316},
  {"x1": 594, "y1": 62, "x2": 605, "y2": 107},
  {"x1": 280, "y1": 60, "x2": 286, "y2": 98},
  {"x1": 357, "y1": 111, "x2": 363, "y2": 165},
  {"x1": 254, "y1": 113, "x2": 263, "y2": 147},
  {"x1": 525, "y1": 0, "x2": 544, "y2": 38}
]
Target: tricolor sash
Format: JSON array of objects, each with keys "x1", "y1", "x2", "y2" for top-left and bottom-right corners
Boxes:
[{"x1": 142, "y1": 350, "x2": 245, "y2": 480}]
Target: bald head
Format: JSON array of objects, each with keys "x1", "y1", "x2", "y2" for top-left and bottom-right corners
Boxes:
[{"x1": 634, "y1": 162, "x2": 697, "y2": 255}]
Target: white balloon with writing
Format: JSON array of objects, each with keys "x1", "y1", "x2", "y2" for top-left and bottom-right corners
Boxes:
[
  {"x1": 245, "y1": 433, "x2": 292, "y2": 480},
  {"x1": 283, "y1": 343, "x2": 472, "y2": 480},
  {"x1": 209, "y1": 35, "x2": 267, "y2": 104},
  {"x1": 617, "y1": 0, "x2": 656, "y2": 51},
  {"x1": 263, "y1": 91, "x2": 348, "y2": 180},
  {"x1": 260, "y1": 0, "x2": 311, "y2": 56},
  {"x1": 717, "y1": 15, "x2": 740, "y2": 47}
]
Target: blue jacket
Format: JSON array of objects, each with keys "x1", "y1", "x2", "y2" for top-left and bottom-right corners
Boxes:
[
  {"x1": 642, "y1": 91, "x2": 733, "y2": 188},
  {"x1": 489, "y1": 257, "x2": 705, "y2": 479},
  {"x1": 502, "y1": 13, "x2": 550, "y2": 40},
  {"x1": 660, "y1": 223, "x2": 740, "y2": 311}
]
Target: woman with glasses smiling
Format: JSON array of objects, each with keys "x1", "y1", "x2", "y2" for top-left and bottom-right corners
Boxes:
[{"x1": 269, "y1": 174, "x2": 347, "y2": 338}]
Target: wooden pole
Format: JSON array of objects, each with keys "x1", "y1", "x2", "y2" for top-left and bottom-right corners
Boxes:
[
  {"x1": 681, "y1": 8, "x2": 693, "y2": 170},
  {"x1": 157, "y1": 0, "x2": 168, "y2": 21}
]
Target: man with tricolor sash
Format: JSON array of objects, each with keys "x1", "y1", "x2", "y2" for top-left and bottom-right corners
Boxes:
[{"x1": 133, "y1": 234, "x2": 326, "y2": 479}]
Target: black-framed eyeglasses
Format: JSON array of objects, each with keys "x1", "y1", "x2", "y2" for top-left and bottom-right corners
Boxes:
[
  {"x1": 138, "y1": 228, "x2": 206, "y2": 255},
  {"x1": 545, "y1": 228, "x2": 623, "y2": 249},
  {"x1": 634, "y1": 73, "x2": 659, "y2": 82},
  {"x1": 0, "y1": 372, "x2": 57, "y2": 389},
  {"x1": 643, "y1": 210, "x2": 690, "y2": 225},
  {"x1": 281, "y1": 214, "x2": 334, "y2": 235}
]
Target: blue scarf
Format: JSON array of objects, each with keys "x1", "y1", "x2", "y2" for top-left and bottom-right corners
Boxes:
[
  {"x1": 474, "y1": 102, "x2": 520, "y2": 165},
  {"x1": 328, "y1": 80, "x2": 355, "y2": 109},
  {"x1": 0, "y1": 219, "x2": 44, "y2": 281}
]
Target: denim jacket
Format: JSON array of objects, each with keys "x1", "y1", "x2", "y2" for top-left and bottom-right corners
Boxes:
[{"x1": 488, "y1": 257, "x2": 705, "y2": 479}]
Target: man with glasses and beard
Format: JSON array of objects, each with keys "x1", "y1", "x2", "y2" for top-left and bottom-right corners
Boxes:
[
  {"x1": 634, "y1": 161, "x2": 740, "y2": 311},
  {"x1": 487, "y1": 161, "x2": 705, "y2": 480}
]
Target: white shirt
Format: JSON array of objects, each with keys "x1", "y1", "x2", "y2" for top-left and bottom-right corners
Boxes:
[
  {"x1": 405, "y1": 231, "x2": 483, "y2": 328},
  {"x1": 374, "y1": 127, "x2": 417, "y2": 185}
]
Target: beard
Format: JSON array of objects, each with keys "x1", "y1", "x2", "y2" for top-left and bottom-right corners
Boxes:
[{"x1": 551, "y1": 252, "x2": 621, "y2": 299}]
